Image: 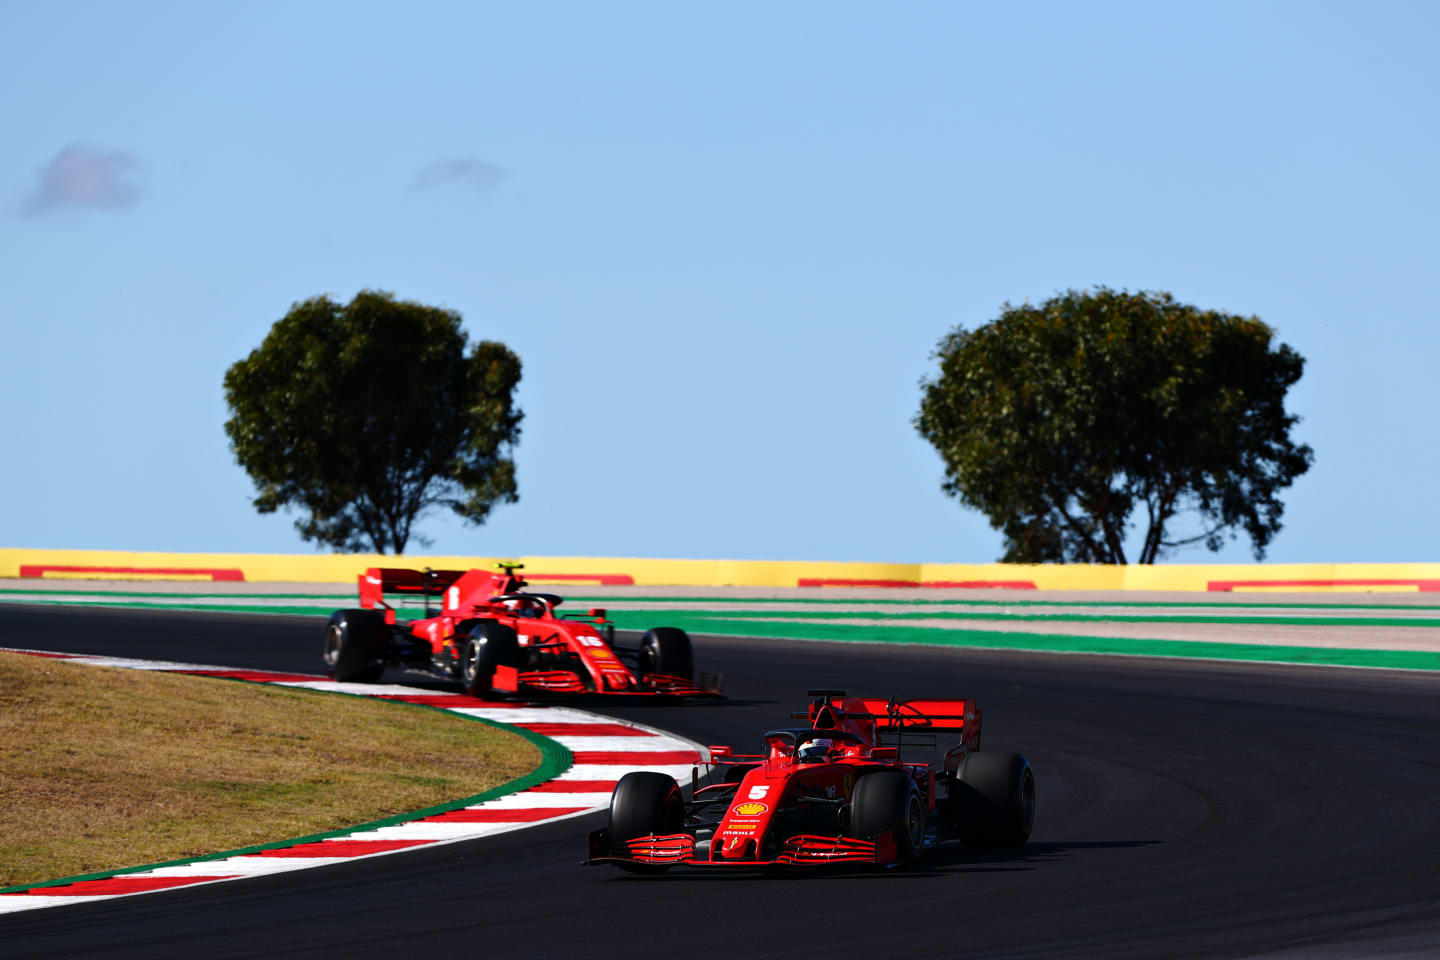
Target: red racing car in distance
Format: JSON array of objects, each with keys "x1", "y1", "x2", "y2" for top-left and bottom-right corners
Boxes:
[
  {"x1": 323, "y1": 564, "x2": 721, "y2": 698},
  {"x1": 586, "y1": 690, "x2": 1035, "y2": 870}
]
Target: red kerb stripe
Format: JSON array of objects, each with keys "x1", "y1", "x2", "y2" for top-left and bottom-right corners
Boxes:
[
  {"x1": 3, "y1": 875, "x2": 239, "y2": 896},
  {"x1": 570, "y1": 750, "x2": 701, "y2": 764},
  {"x1": 526, "y1": 780, "x2": 618, "y2": 793},
  {"x1": 258, "y1": 839, "x2": 430, "y2": 858},
  {"x1": 422, "y1": 807, "x2": 588, "y2": 823},
  {"x1": 375, "y1": 694, "x2": 527, "y2": 708},
  {"x1": 921, "y1": 580, "x2": 1038, "y2": 589},
  {"x1": 1208, "y1": 579, "x2": 1440, "y2": 592},
  {"x1": 797, "y1": 578, "x2": 1036, "y2": 589}
]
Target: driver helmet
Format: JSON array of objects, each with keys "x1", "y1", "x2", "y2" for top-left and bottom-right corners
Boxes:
[
  {"x1": 514, "y1": 597, "x2": 544, "y2": 618},
  {"x1": 797, "y1": 737, "x2": 835, "y2": 764}
]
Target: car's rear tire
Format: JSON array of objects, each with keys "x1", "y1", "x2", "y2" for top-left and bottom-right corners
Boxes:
[
  {"x1": 460, "y1": 620, "x2": 520, "y2": 697},
  {"x1": 608, "y1": 771, "x2": 685, "y2": 873},
  {"x1": 323, "y1": 610, "x2": 387, "y2": 683},
  {"x1": 637, "y1": 627, "x2": 693, "y2": 682},
  {"x1": 850, "y1": 770, "x2": 925, "y2": 864},
  {"x1": 951, "y1": 752, "x2": 1035, "y2": 848}
]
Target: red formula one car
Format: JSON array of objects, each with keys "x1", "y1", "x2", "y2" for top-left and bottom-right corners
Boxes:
[
  {"x1": 587, "y1": 689, "x2": 1034, "y2": 869},
  {"x1": 323, "y1": 564, "x2": 721, "y2": 698}
]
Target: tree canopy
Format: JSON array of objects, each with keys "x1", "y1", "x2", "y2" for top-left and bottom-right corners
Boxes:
[
  {"x1": 914, "y1": 288, "x2": 1314, "y2": 564},
  {"x1": 224, "y1": 290, "x2": 522, "y2": 554}
]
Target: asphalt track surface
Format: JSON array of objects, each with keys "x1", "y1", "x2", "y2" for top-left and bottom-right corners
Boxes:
[{"x1": 4, "y1": 604, "x2": 1440, "y2": 959}]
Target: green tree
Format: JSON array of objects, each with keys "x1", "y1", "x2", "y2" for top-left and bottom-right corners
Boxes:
[
  {"x1": 915, "y1": 288, "x2": 1314, "y2": 564},
  {"x1": 224, "y1": 290, "x2": 522, "y2": 553}
]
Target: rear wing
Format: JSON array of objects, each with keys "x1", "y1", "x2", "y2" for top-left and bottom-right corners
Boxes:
[
  {"x1": 848, "y1": 697, "x2": 976, "y2": 730},
  {"x1": 794, "y1": 691, "x2": 977, "y2": 731},
  {"x1": 359, "y1": 567, "x2": 469, "y2": 623}
]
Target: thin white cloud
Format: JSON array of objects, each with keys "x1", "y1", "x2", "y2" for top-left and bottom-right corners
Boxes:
[
  {"x1": 22, "y1": 144, "x2": 141, "y2": 217},
  {"x1": 414, "y1": 158, "x2": 506, "y2": 192}
]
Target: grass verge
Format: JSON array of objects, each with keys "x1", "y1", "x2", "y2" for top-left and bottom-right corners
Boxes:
[{"x1": 0, "y1": 652, "x2": 539, "y2": 888}]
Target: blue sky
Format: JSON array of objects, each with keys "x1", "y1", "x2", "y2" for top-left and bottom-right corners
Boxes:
[{"x1": 3, "y1": 1, "x2": 1436, "y2": 564}]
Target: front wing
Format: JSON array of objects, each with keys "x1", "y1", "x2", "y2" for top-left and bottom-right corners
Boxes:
[
  {"x1": 586, "y1": 827, "x2": 900, "y2": 868},
  {"x1": 513, "y1": 671, "x2": 725, "y2": 700}
]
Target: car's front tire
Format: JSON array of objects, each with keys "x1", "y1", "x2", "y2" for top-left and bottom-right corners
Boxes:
[
  {"x1": 850, "y1": 770, "x2": 925, "y2": 864},
  {"x1": 608, "y1": 771, "x2": 685, "y2": 873},
  {"x1": 637, "y1": 627, "x2": 694, "y2": 682},
  {"x1": 323, "y1": 610, "x2": 387, "y2": 683},
  {"x1": 459, "y1": 620, "x2": 520, "y2": 697}
]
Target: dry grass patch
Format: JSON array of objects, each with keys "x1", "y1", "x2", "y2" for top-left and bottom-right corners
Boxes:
[{"x1": 0, "y1": 652, "x2": 539, "y2": 887}]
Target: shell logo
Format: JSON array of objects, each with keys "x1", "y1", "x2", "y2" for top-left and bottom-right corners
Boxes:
[{"x1": 733, "y1": 802, "x2": 768, "y2": 816}]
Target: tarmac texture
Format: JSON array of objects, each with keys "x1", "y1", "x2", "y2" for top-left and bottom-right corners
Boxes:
[{"x1": 1, "y1": 597, "x2": 1438, "y2": 958}]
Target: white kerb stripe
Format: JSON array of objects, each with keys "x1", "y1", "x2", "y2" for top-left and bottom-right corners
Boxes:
[
  {"x1": 445, "y1": 707, "x2": 622, "y2": 724},
  {"x1": 142, "y1": 857, "x2": 350, "y2": 878},
  {"x1": 348, "y1": 822, "x2": 515, "y2": 842},
  {"x1": 544, "y1": 736, "x2": 682, "y2": 752},
  {"x1": 274, "y1": 681, "x2": 427, "y2": 696},
  {"x1": 468, "y1": 792, "x2": 611, "y2": 810}
]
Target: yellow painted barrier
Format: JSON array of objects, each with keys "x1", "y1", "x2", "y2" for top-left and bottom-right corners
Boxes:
[{"x1": 2, "y1": 547, "x2": 1438, "y2": 592}]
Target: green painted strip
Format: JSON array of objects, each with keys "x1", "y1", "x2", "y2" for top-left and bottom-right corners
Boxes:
[
  {"x1": 571, "y1": 595, "x2": 1440, "y2": 612},
  {"x1": 0, "y1": 683, "x2": 572, "y2": 896},
  {"x1": 597, "y1": 613, "x2": 1440, "y2": 672},
  {"x1": 656, "y1": 610, "x2": 1440, "y2": 629},
  {"x1": 5, "y1": 594, "x2": 1439, "y2": 628}
]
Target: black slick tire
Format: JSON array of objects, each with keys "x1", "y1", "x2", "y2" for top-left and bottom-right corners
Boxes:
[
  {"x1": 460, "y1": 620, "x2": 520, "y2": 697},
  {"x1": 850, "y1": 770, "x2": 925, "y2": 865},
  {"x1": 951, "y1": 751, "x2": 1036, "y2": 848},
  {"x1": 323, "y1": 609, "x2": 387, "y2": 683},
  {"x1": 637, "y1": 627, "x2": 694, "y2": 682},
  {"x1": 608, "y1": 771, "x2": 685, "y2": 873}
]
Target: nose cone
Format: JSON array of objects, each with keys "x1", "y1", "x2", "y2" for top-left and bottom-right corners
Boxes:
[{"x1": 720, "y1": 836, "x2": 752, "y2": 859}]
